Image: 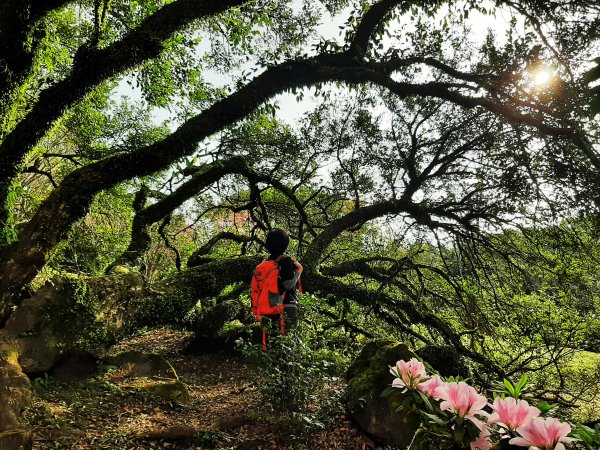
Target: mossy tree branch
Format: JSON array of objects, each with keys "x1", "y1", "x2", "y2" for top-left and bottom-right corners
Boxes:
[
  {"x1": 0, "y1": 0, "x2": 594, "y2": 323},
  {"x1": 0, "y1": 0, "x2": 248, "y2": 235},
  {"x1": 303, "y1": 271, "x2": 506, "y2": 378}
]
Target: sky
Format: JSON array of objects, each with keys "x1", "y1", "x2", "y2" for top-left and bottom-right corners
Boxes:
[
  {"x1": 113, "y1": 1, "x2": 519, "y2": 131},
  {"x1": 106, "y1": 0, "x2": 580, "y2": 239}
]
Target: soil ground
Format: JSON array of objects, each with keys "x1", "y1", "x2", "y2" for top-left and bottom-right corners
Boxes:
[{"x1": 23, "y1": 328, "x2": 375, "y2": 449}]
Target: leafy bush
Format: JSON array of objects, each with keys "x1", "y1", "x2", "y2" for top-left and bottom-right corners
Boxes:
[
  {"x1": 384, "y1": 357, "x2": 597, "y2": 450},
  {"x1": 237, "y1": 321, "x2": 345, "y2": 440}
]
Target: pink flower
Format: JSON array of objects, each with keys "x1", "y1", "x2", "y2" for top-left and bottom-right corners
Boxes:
[
  {"x1": 436, "y1": 381, "x2": 489, "y2": 429},
  {"x1": 390, "y1": 358, "x2": 427, "y2": 389},
  {"x1": 418, "y1": 374, "x2": 445, "y2": 398},
  {"x1": 488, "y1": 397, "x2": 540, "y2": 432},
  {"x1": 471, "y1": 427, "x2": 492, "y2": 450},
  {"x1": 509, "y1": 417, "x2": 572, "y2": 450}
]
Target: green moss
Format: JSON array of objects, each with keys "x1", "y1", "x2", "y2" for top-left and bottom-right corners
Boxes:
[
  {"x1": 38, "y1": 276, "x2": 109, "y2": 351},
  {"x1": 218, "y1": 320, "x2": 245, "y2": 337},
  {"x1": 346, "y1": 339, "x2": 417, "y2": 411},
  {"x1": 0, "y1": 346, "x2": 20, "y2": 366}
]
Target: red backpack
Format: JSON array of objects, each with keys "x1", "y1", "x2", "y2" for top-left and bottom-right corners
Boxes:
[{"x1": 251, "y1": 255, "x2": 288, "y2": 350}]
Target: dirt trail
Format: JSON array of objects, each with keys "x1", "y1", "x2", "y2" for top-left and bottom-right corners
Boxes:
[{"x1": 24, "y1": 328, "x2": 373, "y2": 449}]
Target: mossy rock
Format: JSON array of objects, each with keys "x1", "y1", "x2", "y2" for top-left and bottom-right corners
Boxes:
[
  {"x1": 0, "y1": 338, "x2": 31, "y2": 428},
  {"x1": 416, "y1": 344, "x2": 470, "y2": 378},
  {"x1": 3, "y1": 278, "x2": 110, "y2": 373},
  {"x1": 0, "y1": 337, "x2": 32, "y2": 450},
  {"x1": 346, "y1": 339, "x2": 420, "y2": 448},
  {"x1": 104, "y1": 351, "x2": 175, "y2": 378},
  {"x1": 185, "y1": 299, "x2": 254, "y2": 353},
  {"x1": 123, "y1": 380, "x2": 191, "y2": 406},
  {"x1": 0, "y1": 428, "x2": 32, "y2": 450}
]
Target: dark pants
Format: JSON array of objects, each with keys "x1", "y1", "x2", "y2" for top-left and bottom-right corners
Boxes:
[{"x1": 260, "y1": 303, "x2": 298, "y2": 332}]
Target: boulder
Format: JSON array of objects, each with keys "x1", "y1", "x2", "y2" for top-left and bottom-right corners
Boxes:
[
  {"x1": 122, "y1": 379, "x2": 191, "y2": 406},
  {"x1": 2, "y1": 281, "x2": 66, "y2": 373},
  {"x1": 2, "y1": 279, "x2": 104, "y2": 373},
  {"x1": 104, "y1": 351, "x2": 175, "y2": 378},
  {"x1": 185, "y1": 299, "x2": 254, "y2": 353},
  {"x1": 2, "y1": 274, "x2": 146, "y2": 374},
  {"x1": 416, "y1": 344, "x2": 470, "y2": 378},
  {"x1": 346, "y1": 339, "x2": 420, "y2": 448},
  {"x1": 0, "y1": 337, "x2": 32, "y2": 450}
]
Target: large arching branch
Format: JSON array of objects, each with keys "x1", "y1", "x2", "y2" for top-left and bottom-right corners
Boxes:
[
  {"x1": 188, "y1": 232, "x2": 261, "y2": 267},
  {"x1": 111, "y1": 156, "x2": 314, "y2": 268},
  {"x1": 347, "y1": 0, "x2": 403, "y2": 56},
  {"x1": 0, "y1": 0, "x2": 248, "y2": 230},
  {"x1": 0, "y1": 0, "x2": 591, "y2": 321},
  {"x1": 300, "y1": 195, "x2": 475, "y2": 270},
  {"x1": 303, "y1": 271, "x2": 506, "y2": 378}
]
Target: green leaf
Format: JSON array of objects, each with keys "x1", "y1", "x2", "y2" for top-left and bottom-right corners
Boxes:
[
  {"x1": 503, "y1": 379, "x2": 516, "y2": 396},
  {"x1": 424, "y1": 413, "x2": 449, "y2": 426},
  {"x1": 381, "y1": 386, "x2": 398, "y2": 397},
  {"x1": 515, "y1": 374, "x2": 528, "y2": 393},
  {"x1": 417, "y1": 390, "x2": 434, "y2": 412},
  {"x1": 536, "y1": 401, "x2": 557, "y2": 416}
]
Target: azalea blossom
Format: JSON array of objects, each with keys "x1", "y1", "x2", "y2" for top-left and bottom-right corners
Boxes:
[
  {"x1": 509, "y1": 417, "x2": 572, "y2": 450},
  {"x1": 488, "y1": 397, "x2": 540, "y2": 432},
  {"x1": 390, "y1": 358, "x2": 427, "y2": 389},
  {"x1": 417, "y1": 374, "x2": 445, "y2": 398},
  {"x1": 436, "y1": 381, "x2": 489, "y2": 429},
  {"x1": 470, "y1": 427, "x2": 492, "y2": 450}
]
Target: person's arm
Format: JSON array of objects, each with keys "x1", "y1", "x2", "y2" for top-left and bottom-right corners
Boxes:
[
  {"x1": 280, "y1": 257, "x2": 301, "y2": 290},
  {"x1": 293, "y1": 259, "x2": 303, "y2": 274}
]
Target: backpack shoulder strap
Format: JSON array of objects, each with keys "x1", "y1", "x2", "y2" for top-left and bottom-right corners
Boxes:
[{"x1": 274, "y1": 255, "x2": 292, "y2": 268}]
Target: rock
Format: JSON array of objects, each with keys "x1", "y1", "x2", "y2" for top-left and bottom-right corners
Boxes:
[
  {"x1": 104, "y1": 351, "x2": 175, "y2": 378},
  {"x1": 0, "y1": 337, "x2": 32, "y2": 450},
  {"x1": 142, "y1": 425, "x2": 197, "y2": 440},
  {"x1": 122, "y1": 380, "x2": 191, "y2": 406},
  {"x1": 346, "y1": 339, "x2": 420, "y2": 448},
  {"x1": 2, "y1": 273, "x2": 148, "y2": 374},
  {"x1": 185, "y1": 299, "x2": 254, "y2": 353},
  {"x1": 49, "y1": 353, "x2": 98, "y2": 382},
  {"x1": 2, "y1": 279, "x2": 104, "y2": 373},
  {"x1": 0, "y1": 428, "x2": 32, "y2": 450},
  {"x1": 217, "y1": 414, "x2": 253, "y2": 431},
  {"x1": 2, "y1": 282, "x2": 65, "y2": 373},
  {"x1": 416, "y1": 344, "x2": 470, "y2": 378}
]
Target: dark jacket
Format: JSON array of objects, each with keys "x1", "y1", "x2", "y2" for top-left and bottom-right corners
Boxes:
[{"x1": 269, "y1": 253, "x2": 300, "y2": 325}]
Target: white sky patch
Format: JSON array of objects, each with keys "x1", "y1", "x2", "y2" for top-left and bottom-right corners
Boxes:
[
  {"x1": 105, "y1": 1, "x2": 590, "y2": 241},
  {"x1": 113, "y1": 1, "x2": 517, "y2": 129}
]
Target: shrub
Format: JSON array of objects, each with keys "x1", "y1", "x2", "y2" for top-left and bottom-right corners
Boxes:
[{"x1": 384, "y1": 357, "x2": 596, "y2": 450}]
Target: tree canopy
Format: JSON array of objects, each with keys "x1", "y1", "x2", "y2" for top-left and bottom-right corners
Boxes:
[{"x1": 1, "y1": 0, "x2": 600, "y2": 406}]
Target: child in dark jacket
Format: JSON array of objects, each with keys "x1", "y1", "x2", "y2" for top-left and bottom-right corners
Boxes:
[{"x1": 264, "y1": 228, "x2": 302, "y2": 327}]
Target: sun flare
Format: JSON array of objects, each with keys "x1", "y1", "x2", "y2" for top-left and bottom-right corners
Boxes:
[{"x1": 533, "y1": 70, "x2": 551, "y2": 85}]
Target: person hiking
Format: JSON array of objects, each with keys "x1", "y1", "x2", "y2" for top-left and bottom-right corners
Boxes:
[
  {"x1": 264, "y1": 228, "x2": 302, "y2": 327},
  {"x1": 251, "y1": 228, "x2": 302, "y2": 349}
]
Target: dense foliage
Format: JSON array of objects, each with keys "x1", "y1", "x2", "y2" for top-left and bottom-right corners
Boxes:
[{"x1": 1, "y1": 0, "x2": 599, "y2": 435}]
